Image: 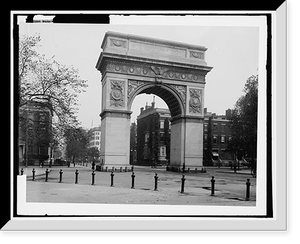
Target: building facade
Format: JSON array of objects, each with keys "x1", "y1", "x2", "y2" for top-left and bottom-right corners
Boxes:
[
  {"x1": 87, "y1": 126, "x2": 101, "y2": 152},
  {"x1": 135, "y1": 105, "x2": 233, "y2": 166},
  {"x1": 19, "y1": 100, "x2": 53, "y2": 166},
  {"x1": 135, "y1": 100, "x2": 171, "y2": 166},
  {"x1": 203, "y1": 108, "x2": 233, "y2": 166}
]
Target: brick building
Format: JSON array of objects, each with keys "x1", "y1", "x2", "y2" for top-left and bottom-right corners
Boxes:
[
  {"x1": 134, "y1": 104, "x2": 233, "y2": 166},
  {"x1": 203, "y1": 108, "x2": 233, "y2": 166},
  {"x1": 18, "y1": 100, "x2": 53, "y2": 166},
  {"x1": 135, "y1": 99, "x2": 171, "y2": 166}
]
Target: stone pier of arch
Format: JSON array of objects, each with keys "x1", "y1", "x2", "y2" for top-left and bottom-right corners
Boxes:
[{"x1": 96, "y1": 31, "x2": 213, "y2": 170}]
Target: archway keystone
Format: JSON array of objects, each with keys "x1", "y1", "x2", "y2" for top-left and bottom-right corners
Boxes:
[{"x1": 96, "y1": 31, "x2": 213, "y2": 169}]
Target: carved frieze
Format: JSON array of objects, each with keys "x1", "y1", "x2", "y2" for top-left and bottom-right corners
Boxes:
[
  {"x1": 128, "y1": 80, "x2": 147, "y2": 99},
  {"x1": 169, "y1": 85, "x2": 186, "y2": 106},
  {"x1": 189, "y1": 88, "x2": 202, "y2": 114},
  {"x1": 150, "y1": 66, "x2": 169, "y2": 77},
  {"x1": 110, "y1": 38, "x2": 126, "y2": 48},
  {"x1": 110, "y1": 80, "x2": 125, "y2": 107},
  {"x1": 190, "y1": 51, "x2": 204, "y2": 60},
  {"x1": 105, "y1": 61, "x2": 205, "y2": 83}
]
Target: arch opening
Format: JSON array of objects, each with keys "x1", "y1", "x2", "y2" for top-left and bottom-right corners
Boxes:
[{"x1": 128, "y1": 84, "x2": 184, "y2": 119}]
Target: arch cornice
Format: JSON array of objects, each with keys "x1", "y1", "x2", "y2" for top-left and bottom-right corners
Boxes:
[{"x1": 97, "y1": 54, "x2": 211, "y2": 84}]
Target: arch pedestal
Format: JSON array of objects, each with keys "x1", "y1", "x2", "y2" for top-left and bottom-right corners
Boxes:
[
  {"x1": 96, "y1": 31, "x2": 212, "y2": 169},
  {"x1": 99, "y1": 109, "x2": 131, "y2": 166}
]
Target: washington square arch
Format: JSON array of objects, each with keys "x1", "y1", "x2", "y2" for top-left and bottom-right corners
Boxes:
[{"x1": 96, "y1": 31, "x2": 213, "y2": 170}]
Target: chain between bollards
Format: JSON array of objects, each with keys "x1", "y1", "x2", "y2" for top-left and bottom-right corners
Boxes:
[
  {"x1": 75, "y1": 169, "x2": 79, "y2": 184},
  {"x1": 32, "y1": 168, "x2": 35, "y2": 181},
  {"x1": 91, "y1": 170, "x2": 95, "y2": 185},
  {"x1": 131, "y1": 172, "x2": 135, "y2": 189},
  {"x1": 180, "y1": 175, "x2": 186, "y2": 193},
  {"x1": 154, "y1": 173, "x2": 158, "y2": 191},
  {"x1": 246, "y1": 179, "x2": 251, "y2": 201},
  {"x1": 59, "y1": 169, "x2": 63, "y2": 183},
  {"x1": 211, "y1": 176, "x2": 215, "y2": 196}
]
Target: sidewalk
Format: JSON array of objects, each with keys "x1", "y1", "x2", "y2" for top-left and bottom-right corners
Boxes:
[{"x1": 26, "y1": 166, "x2": 256, "y2": 206}]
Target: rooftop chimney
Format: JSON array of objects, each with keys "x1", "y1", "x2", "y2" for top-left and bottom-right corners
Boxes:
[
  {"x1": 151, "y1": 96, "x2": 155, "y2": 108},
  {"x1": 145, "y1": 102, "x2": 149, "y2": 110}
]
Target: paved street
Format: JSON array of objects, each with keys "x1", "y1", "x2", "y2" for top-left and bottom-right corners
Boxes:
[{"x1": 25, "y1": 165, "x2": 256, "y2": 206}]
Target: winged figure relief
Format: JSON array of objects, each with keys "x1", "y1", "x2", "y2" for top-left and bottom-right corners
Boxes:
[{"x1": 150, "y1": 66, "x2": 169, "y2": 77}]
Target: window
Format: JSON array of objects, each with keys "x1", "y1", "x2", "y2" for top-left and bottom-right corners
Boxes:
[
  {"x1": 221, "y1": 135, "x2": 225, "y2": 144},
  {"x1": 221, "y1": 124, "x2": 226, "y2": 132},
  {"x1": 213, "y1": 123, "x2": 218, "y2": 131},
  {"x1": 161, "y1": 147, "x2": 165, "y2": 156},
  {"x1": 213, "y1": 135, "x2": 218, "y2": 144},
  {"x1": 96, "y1": 136, "x2": 100, "y2": 140},
  {"x1": 204, "y1": 124, "x2": 208, "y2": 131},
  {"x1": 160, "y1": 132, "x2": 164, "y2": 142},
  {"x1": 204, "y1": 134, "x2": 208, "y2": 142},
  {"x1": 96, "y1": 141, "x2": 100, "y2": 145},
  {"x1": 160, "y1": 120, "x2": 164, "y2": 129},
  {"x1": 145, "y1": 133, "x2": 149, "y2": 143},
  {"x1": 228, "y1": 136, "x2": 232, "y2": 142}
]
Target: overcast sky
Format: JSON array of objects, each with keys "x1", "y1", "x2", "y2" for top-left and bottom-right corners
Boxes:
[{"x1": 19, "y1": 18, "x2": 260, "y2": 129}]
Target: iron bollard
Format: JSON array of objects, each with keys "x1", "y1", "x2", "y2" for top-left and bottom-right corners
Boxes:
[
  {"x1": 20, "y1": 168, "x2": 24, "y2": 175},
  {"x1": 246, "y1": 179, "x2": 251, "y2": 201},
  {"x1": 154, "y1": 173, "x2": 158, "y2": 191},
  {"x1": 211, "y1": 176, "x2": 215, "y2": 196},
  {"x1": 75, "y1": 170, "x2": 79, "y2": 184},
  {"x1": 131, "y1": 172, "x2": 135, "y2": 189},
  {"x1": 180, "y1": 175, "x2": 186, "y2": 193},
  {"x1": 59, "y1": 169, "x2": 63, "y2": 183},
  {"x1": 110, "y1": 172, "x2": 114, "y2": 187},
  {"x1": 92, "y1": 171, "x2": 95, "y2": 185},
  {"x1": 32, "y1": 168, "x2": 35, "y2": 181},
  {"x1": 45, "y1": 169, "x2": 49, "y2": 182}
]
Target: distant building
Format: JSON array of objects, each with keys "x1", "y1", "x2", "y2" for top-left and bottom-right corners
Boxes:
[
  {"x1": 136, "y1": 98, "x2": 171, "y2": 166},
  {"x1": 19, "y1": 100, "x2": 53, "y2": 166},
  {"x1": 87, "y1": 126, "x2": 101, "y2": 152},
  {"x1": 203, "y1": 108, "x2": 233, "y2": 166},
  {"x1": 135, "y1": 103, "x2": 233, "y2": 166}
]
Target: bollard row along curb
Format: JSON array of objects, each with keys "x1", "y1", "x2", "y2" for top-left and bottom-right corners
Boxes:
[
  {"x1": 96, "y1": 165, "x2": 134, "y2": 172},
  {"x1": 26, "y1": 169, "x2": 252, "y2": 201}
]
